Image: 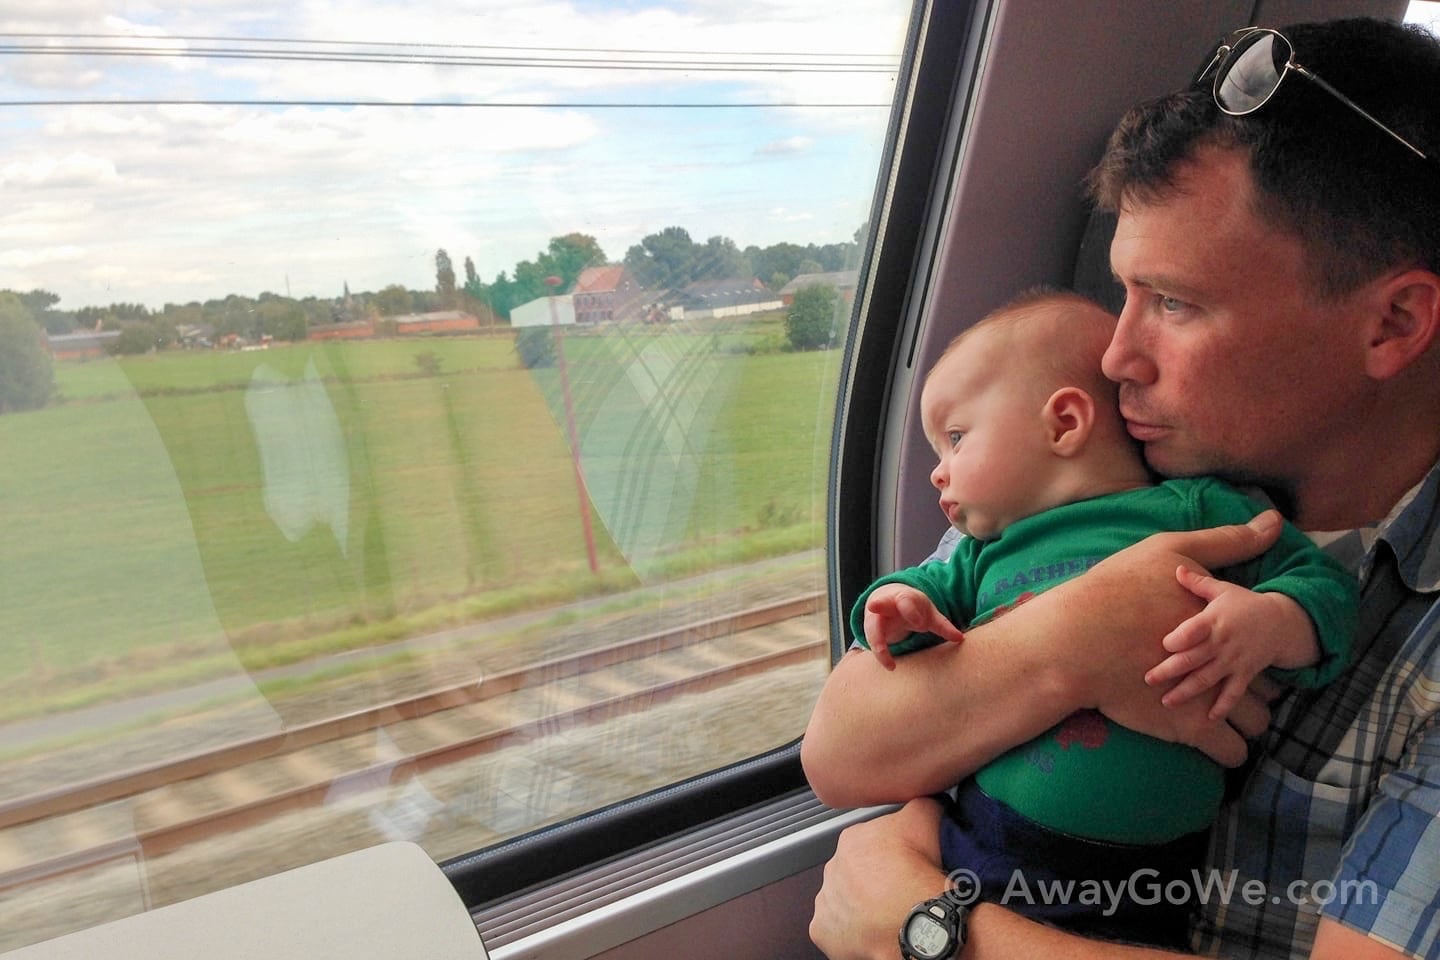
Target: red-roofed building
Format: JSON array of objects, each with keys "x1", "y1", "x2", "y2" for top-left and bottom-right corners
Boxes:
[
  {"x1": 45, "y1": 329, "x2": 120, "y2": 360},
  {"x1": 308, "y1": 318, "x2": 376, "y2": 341},
  {"x1": 573, "y1": 265, "x2": 645, "y2": 324},
  {"x1": 392, "y1": 310, "x2": 481, "y2": 334}
]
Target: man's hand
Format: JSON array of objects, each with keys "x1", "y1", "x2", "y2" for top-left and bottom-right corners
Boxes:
[
  {"x1": 811, "y1": 799, "x2": 950, "y2": 960},
  {"x1": 811, "y1": 802, "x2": 1201, "y2": 960}
]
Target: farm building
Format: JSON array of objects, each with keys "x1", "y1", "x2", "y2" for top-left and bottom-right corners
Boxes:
[
  {"x1": 511, "y1": 295, "x2": 577, "y2": 328},
  {"x1": 308, "y1": 318, "x2": 376, "y2": 341},
  {"x1": 391, "y1": 310, "x2": 481, "y2": 334},
  {"x1": 778, "y1": 270, "x2": 859, "y2": 306},
  {"x1": 46, "y1": 330, "x2": 121, "y2": 360},
  {"x1": 572, "y1": 265, "x2": 647, "y2": 324},
  {"x1": 671, "y1": 278, "x2": 782, "y2": 320}
]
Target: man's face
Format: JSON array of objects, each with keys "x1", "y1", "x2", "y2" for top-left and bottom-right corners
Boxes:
[{"x1": 1102, "y1": 146, "x2": 1368, "y2": 496}]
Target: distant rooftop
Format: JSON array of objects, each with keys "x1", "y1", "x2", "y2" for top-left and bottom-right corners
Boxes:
[{"x1": 778, "y1": 270, "x2": 859, "y2": 294}]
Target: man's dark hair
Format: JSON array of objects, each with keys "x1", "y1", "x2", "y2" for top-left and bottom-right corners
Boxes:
[{"x1": 1088, "y1": 17, "x2": 1440, "y2": 298}]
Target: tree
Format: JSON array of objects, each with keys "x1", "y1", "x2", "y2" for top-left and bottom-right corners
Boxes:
[
  {"x1": 16, "y1": 290, "x2": 59, "y2": 316},
  {"x1": 463, "y1": 256, "x2": 478, "y2": 288},
  {"x1": 749, "y1": 242, "x2": 806, "y2": 290},
  {"x1": 814, "y1": 242, "x2": 856, "y2": 272},
  {"x1": 375, "y1": 284, "x2": 413, "y2": 318},
  {"x1": 511, "y1": 259, "x2": 553, "y2": 306},
  {"x1": 515, "y1": 326, "x2": 556, "y2": 368},
  {"x1": 785, "y1": 284, "x2": 841, "y2": 351},
  {"x1": 483, "y1": 271, "x2": 518, "y2": 320},
  {"x1": 110, "y1": 324, "x2": 150, "y2": 355},
  {"x1": 435, "y1": 248, "x2": 457, "y2": 308},
  {"x1": 76, "y1": 301, "x2": 149, "y2": 332},
  {"x1": 624, "y1": 226, "x2": 698, "y2": 292},
  {"x1": 694, "y1": 235, "x2": 750, "y2": 281},
  {"x1": 538, "y1": 233, "x2": 606, "y2": 291},
  {"x1": 257, "y1": 301, "x2": 307, "y2": 341},
  {"x1": 0, "y1": 293, "x2": 54, "y2": 413},
  {"x1": 14, "y1": 289, "x2": 76, "y2": 335}
]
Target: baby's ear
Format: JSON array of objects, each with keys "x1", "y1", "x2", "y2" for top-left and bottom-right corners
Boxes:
[{"x1": 1041, "y1": 386, "x2": 1095, "y2": 456}]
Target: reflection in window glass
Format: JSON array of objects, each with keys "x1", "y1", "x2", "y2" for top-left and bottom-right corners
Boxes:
[{"x1": 0, "y1": 1, "x2": 909, "y2": 947}]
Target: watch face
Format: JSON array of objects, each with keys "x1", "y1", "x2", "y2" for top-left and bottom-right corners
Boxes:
[{"x1": 903, "y1": 913, "x2": 950, "y2": 959}]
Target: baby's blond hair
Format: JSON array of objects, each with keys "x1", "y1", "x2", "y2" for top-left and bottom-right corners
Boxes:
[{"x1": 929, "y1": 288, "x2": 1119, "y2": 407}]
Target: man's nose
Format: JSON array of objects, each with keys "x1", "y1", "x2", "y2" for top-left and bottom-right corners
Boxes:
[{"x1": 1101, "y1": 303, "x2": 1157, "y2": 385}]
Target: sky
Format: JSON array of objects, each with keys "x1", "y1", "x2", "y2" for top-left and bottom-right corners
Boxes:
[
  {"x1": 1411, "y1": 0, "x2": 1440, "y2": 28},
  {"x1": 0, "y1": 1, "x2": 910, "y2": 310}
]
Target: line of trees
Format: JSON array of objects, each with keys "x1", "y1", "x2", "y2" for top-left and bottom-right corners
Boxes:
[
  {"x1": 32, "y1": 291, "x2": 343, "y2": 347},
  {"x1": 455, "y1": 224, "x2": 865, "y2": 322},
  {"x1": 623, "y1": 226, "x2": 860, "y2": 295},
  {"x1": 0, "y1": 222, "x2": 865, "y2": 415},
  {"x1": 458, "y1": 233, "x2": 608, "y2": 320}
]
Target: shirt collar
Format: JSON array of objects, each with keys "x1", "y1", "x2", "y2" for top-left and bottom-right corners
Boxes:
[{"x1": 1361, "y1": 457, "x2": 1440, "y2": 593}]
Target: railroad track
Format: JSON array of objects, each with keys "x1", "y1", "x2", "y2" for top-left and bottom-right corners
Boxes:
[{"x1": 0, "y1": 594, "x2": 825, "y2": 894}]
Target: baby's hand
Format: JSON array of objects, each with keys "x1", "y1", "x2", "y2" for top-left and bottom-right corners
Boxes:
[
  {"x1": 1144, "y1": 566, "x2": 1318, "y2": 720},
  {"x1": 862, "y1": 584, "x2": 964, "y2": 671}
]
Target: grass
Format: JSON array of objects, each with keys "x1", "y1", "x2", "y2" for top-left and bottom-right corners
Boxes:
[
  {"x1": 1, "y1": 320, "x2": 837, "y2": 717},
  {"x1": 54, "y1": 337, "x2": 519, "y2": 401}
]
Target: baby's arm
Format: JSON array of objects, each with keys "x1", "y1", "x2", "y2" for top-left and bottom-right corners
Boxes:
[
  {"x1": 862, "y1": 583, "x2": 966, "y2": 671},
  {"x1": 1143, "y1": 565, "x2": 1320, "y2": 719}
]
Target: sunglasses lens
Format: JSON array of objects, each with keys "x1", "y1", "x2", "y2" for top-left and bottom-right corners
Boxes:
[{"x1": 1215, "y1": 30, "x2": 1287, "y2": 114}]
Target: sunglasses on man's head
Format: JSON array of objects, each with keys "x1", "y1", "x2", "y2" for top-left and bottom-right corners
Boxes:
[{"x1": 1197, "y1": 27, "x2": 1432, "y2": 164}]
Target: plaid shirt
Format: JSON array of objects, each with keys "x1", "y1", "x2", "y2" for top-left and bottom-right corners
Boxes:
[{"x1": 1193, "y1": 461, "x2": 1440, "y2": 959}]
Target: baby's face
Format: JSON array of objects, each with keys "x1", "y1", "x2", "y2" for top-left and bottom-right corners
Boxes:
[{"x1": 920, "y1": 339, "x2": 1058, "y2": 540}]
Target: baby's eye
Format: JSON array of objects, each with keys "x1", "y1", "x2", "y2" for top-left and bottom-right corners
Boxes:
[{"x1": 947, "y1": 431, "x2": 963, "y2": 447}]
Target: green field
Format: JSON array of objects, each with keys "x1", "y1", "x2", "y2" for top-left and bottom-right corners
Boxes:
[{"x1": 0, "y1": 320, "x2": 837, "y2": 712}]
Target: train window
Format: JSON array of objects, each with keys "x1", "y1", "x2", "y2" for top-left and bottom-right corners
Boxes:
[
  {"x1": 1411, "y1": 0, "x2": 1440, "y2": 28},
  {"x1": 0, "y1": 1, "x2": 912, "y2": 948}
]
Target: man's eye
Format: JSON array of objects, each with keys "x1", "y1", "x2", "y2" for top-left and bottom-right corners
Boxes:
[{"x1": 1158, "y1": 295, "x2": 1185, "y2": 313}]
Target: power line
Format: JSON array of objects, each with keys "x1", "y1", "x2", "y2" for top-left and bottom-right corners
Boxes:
[
  {"x1": 0, "y1": 36, "x2": 900, "y2": 73},
  {"x1": 0, "y1": 47, "x2": 894, "y2": 73},
  {"x1": 0, "y1": 31, "x2": 900, "y2": 61}
]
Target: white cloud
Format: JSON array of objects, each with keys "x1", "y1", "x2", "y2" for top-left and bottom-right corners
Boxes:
[
  {"x1": 2, "y1": 62, "x2": 106, "y2": 90},
  {"x1": 46, "y1": 109, "x2": 168, "y2": 137},
  {"x1": 0, "y1": 0, "x2": 907, "y2": 307},
  {"x1": 756, "y1": 136, "x2": 811, "y2": 156},
  {"x1": 0, "y1": 152, "x2": 119, "y2": 188},
  {"x1": 0, "y1": 245, "x2": 87, "y2": 268},
  {"x1": 768, "y1": 207, "x2": 815, "y2": 224}
]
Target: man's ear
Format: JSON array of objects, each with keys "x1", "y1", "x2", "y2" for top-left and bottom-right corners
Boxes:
[
  {"x1": 1365, "y1": 269, "x2": 1440, "y2": 380},
  {"x1": 1042, "y1": 386, "x2": 1095, "y2": 456}
]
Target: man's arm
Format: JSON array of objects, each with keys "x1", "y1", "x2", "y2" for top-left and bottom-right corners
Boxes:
[
  {"x1": 1311, "y1": 921, "x2": 1415, "y2": 960},
  {"x1": 810, "y1": 800, "x2": 1186, "y2": 960},
  {"x1": 801, "y1": 514, "x2": 1282, "y2": 808},
  {"x1": 809, "y1": 802, "x2": 1408, "y2": 960},
  {"x1": 963, "y1": 907, "x2": 1406, "y2": 959}
]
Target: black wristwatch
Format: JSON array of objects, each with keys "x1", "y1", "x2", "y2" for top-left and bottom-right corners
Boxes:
[{"x1": 899, "y1": 896, "x2": 968, "y2": 960}]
